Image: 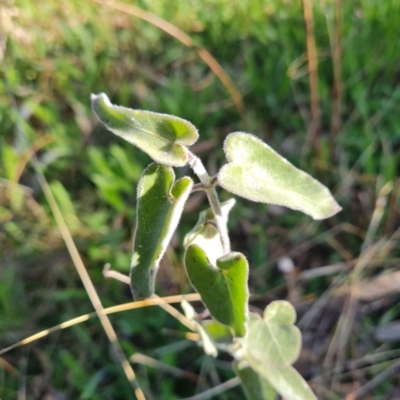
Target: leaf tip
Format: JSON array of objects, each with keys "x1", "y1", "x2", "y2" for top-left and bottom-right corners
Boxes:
[
  {"x1": 312, "y1": 198, "x2": 342, "y2": 220},
  {"x1": 91, "y1": 92, "x2": 109, "y2": 106},
  {"x1": 91, "y1": 93, "x2": 114, "y2": 124}
]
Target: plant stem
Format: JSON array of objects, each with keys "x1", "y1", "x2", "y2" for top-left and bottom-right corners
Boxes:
[
  {"x1": 188, "y1": 152, "x2": 231, "y2": 254},
  {"x1": 191, "y1": 176, "x2": 218, "y2": 192},
  {"x1": 207, "y1": 187, "x2": 231, "y2": 254}
]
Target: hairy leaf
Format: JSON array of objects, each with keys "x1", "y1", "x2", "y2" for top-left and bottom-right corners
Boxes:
[
  {"x1": 131, "y1": 163, "x2": 192, "y2": 299},
  {"x1": 185, "y1": 244, "x2": 248, "y2": 337},
  {"x1": 91, "y1": 93, "x2": 199, "y2": 167},
  {"x1": 244, "y1": 302, "x2": 300, "y2": 366},
  {"x1": 242, "y1": 302, "x2": 317, "y2": 400},
  {"x1": 218, "y1": 132, "x2": 342, "y2": 220}
]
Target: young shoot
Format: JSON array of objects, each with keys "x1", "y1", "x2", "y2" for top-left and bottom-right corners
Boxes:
[{"x1": 92, "y1": 92, "x2": 341, "y2": 400}]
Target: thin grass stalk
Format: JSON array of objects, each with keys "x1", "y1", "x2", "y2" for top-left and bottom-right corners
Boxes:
[
  {"x1": 30, "y1": 157, "x2": 147, "y2": 400},
  {"x1": 181, "y1": 377, "x2": 240, "y2": 400},
  {"x1": 0, "y1": 294, "x2": 201, "y2": 356},
  {"x1": 302, "y1": 0, "x2": 321, "y2": 159},
  {"x1": 329, "y1": 0, "x2": 343, "y2": 150}
]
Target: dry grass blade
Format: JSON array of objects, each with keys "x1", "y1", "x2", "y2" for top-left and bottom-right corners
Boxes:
[
  {"x1": 0, "y1": 314, "x2": 91, "y2": 356},
  {"x1": 103, "y1": 265, "x2": 198, "y2": 330},
  {"x1": 181, "y1": 377, "x2": 240, "y2": 400},
  {"x1": 320, "y1": 350, "x2": 400, "y2": 379},
  {"x1": 298, "y1": 272, "x2": 347, "y2": 330},
  {"x1": 353, "y1": 359, "x2": 400, "y2": 399},
  {"x1": 324, "y1": 183, "x2": 398, "y2": 389},
  {"x1": 361, "y1": 182, "x2": 393, "y2": 252},
  {"x1": 153, "y1": 295, "x2": 198, "y2": 331},
  {"x1": 324, "y1": 238, "x2": 387, "y2": 370},
  {"x1": 5, "y1": 91, "x2": 144, "y2": 398},
  {"x1": 0, "y1": 294, "x2": 201, "y2": 356},
  {"x1": 299, "y1": 261, "x2": 348, "y2": 280},
  {"x1": 0, "y1": 357, "x2": 19, "y2": 376},
  {"x1": 16, "y1": 135, "x2": 54, "y2": 182},
  {"x1": 91, "y1": 0, "x2": 246, "y2": 121},
  {"x1": 29, "y1": 160, "x2": 147, "y2": 400},
  {"x1": 348, "y1": 222, "x2": 400, "y2": 301},
  {"x1": 326, "y1": 0, "x2": 343, "y2": 142},
  {"x1": 131, "y1": 353, "x2": 203, "y2": 383}
]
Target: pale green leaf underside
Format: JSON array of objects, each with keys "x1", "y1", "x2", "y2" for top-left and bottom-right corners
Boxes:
[
  {"x1": 264, "y1": 299, "x2": 297, "y2": 325},
  {"x1": 242, "y1": 302, "x2": 317, "y2": 400},
  {"x1": 91, "y1": 93, "x2": 199, "y2": 167},
  {"x1": 234, "y1": 360, "x2": 277, "y2": 400},
  {"x1": 130, "y1": 163, "x2": 193, "y2": 299},
  {"x1": 218, "y1": 132, "x2": 342, "y2": 220},
  {"x1": 244, "y1": 302, "x2": 301, "y2": 366},
  {"x1": 185, "y1": 244, "x2": 249, "y2": 337}
]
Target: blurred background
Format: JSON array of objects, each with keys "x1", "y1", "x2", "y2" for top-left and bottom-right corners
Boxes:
[{"x1": 1, "y1": 0, "x2": 400, "y2": 398}]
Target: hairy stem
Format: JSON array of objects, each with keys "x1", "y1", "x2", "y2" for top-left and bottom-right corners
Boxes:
[
  {"x1": 188, "y1": 152, "x2": 231, "y2": 254},
  {"x1": 191, "y1": 176, "x2": 218, "y2": 192}
]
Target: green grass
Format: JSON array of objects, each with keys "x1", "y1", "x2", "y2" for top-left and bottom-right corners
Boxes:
[{"x1": 1, "y1": 0, "x2": 400, "y2": 398}]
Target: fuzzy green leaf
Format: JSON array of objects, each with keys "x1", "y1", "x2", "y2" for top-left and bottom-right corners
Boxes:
[
  {"x1": 130, "y1": 163, "x2": 192, "y2": 299},
  {"x1": 91, "y1": 93, "x2": 199, "y2": 167},
  {"x1": 185, "y1": 244, "x2": 248, "y2": 337},
  {"x1": 218, "y1": 132, "x2": 342, "y2": 220},
  {"x1": 242, "y1": 302, "x2": 317, "y2": 400},
  {"x1": 244, "y1": 301, "x2": 301, "y2": 366}
]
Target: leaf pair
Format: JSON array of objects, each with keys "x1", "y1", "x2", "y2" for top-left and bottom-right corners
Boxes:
[
  {"x1": 183, "y1": 199, "x2": 249, "y2": 337},
  {"x1": 92, "y1": 94, "x2": 341, "y2": 221},
  {"x1": 185, "y1": 244, "x2": 249, "y2": 337}
]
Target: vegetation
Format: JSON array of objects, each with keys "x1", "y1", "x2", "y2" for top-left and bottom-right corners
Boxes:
[{"x1": 1, "y1": 0, "x2": 400, "y2": 399}]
